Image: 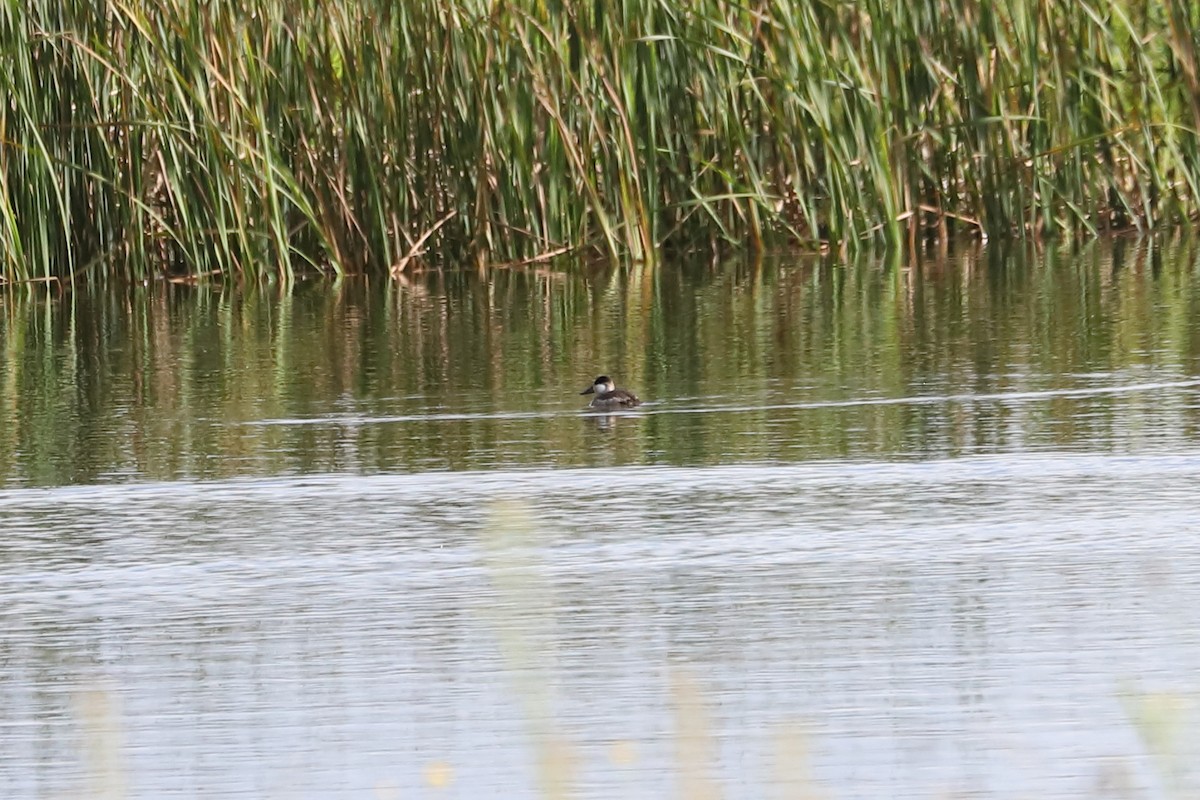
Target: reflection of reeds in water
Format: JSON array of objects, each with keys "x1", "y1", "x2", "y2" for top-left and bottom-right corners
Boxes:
[{"x1": 6, "y1": 242, "x2": 1200, "y2": 483}]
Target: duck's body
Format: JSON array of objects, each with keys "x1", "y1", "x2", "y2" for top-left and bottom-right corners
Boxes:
[{"x1": 581, "y1": 375, "x2": 641, "y2": 409}]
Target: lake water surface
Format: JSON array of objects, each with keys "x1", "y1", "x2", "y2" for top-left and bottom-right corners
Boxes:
[{"x1": 3, "y1": 242, "x2": 1200, "y2": 799}]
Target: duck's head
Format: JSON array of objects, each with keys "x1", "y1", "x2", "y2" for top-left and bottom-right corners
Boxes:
[{"x1": 581, "y1": 375, "x2": 615, "y2": 395}]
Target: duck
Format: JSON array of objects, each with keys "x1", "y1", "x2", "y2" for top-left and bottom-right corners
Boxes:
[{"x1": 580, "y1": 375, "x2": 641, "y2": 409}]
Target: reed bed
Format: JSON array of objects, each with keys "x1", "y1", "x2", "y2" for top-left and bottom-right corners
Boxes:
[{"x1": 2, "y1": 0, "x2": 1199, "y2": 282}]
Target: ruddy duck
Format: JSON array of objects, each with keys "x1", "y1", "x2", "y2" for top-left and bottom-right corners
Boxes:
[{"x1": 580, "y1": 375, "x2": 641, "y2": 409}]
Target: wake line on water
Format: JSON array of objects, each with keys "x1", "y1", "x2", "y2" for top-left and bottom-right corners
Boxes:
[
  {"x1": 247, "y1": 378, "x2": 1200, "y2": 427},
  {"x1": 668, "y1": 377, "x2": 1200, "y2": 415}
]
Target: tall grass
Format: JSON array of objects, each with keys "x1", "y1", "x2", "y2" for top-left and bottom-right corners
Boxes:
[{"x1": 2, "y1": 0, "x2": 1199, "y2": 282}]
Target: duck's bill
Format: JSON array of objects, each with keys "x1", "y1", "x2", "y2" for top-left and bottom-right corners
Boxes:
[{"x1": 580, "y1": 386, "x2": 595, "y2": 395}]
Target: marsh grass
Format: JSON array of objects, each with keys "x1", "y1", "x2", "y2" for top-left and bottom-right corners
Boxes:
[{"x1": 3, "y1": 0, "x2": 1200, "y2": 282}]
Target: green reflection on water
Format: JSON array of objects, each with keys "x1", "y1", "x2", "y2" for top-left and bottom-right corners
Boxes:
[{"x1": 2, "y1": 241, "x2": 1200, "y2": 485}]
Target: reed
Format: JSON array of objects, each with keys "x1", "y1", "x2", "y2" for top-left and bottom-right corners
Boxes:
[{"x1": 2, "y1": 0, "x2": 1198, "y2": 282}]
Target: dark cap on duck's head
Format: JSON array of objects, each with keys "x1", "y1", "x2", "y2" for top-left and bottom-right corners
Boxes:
[{"x1": 581, "y1": 375, "x2": 612, "y2": 395}]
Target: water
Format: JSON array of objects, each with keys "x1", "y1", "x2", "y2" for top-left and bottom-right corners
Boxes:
[{"x1": 3, "y1": 243, "x2": 1200, "y2": 798}]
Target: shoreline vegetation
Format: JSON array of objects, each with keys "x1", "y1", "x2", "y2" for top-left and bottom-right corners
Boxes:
[{"x1": 2, "y1": 0, "x2": 1199, "y2": 283}]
